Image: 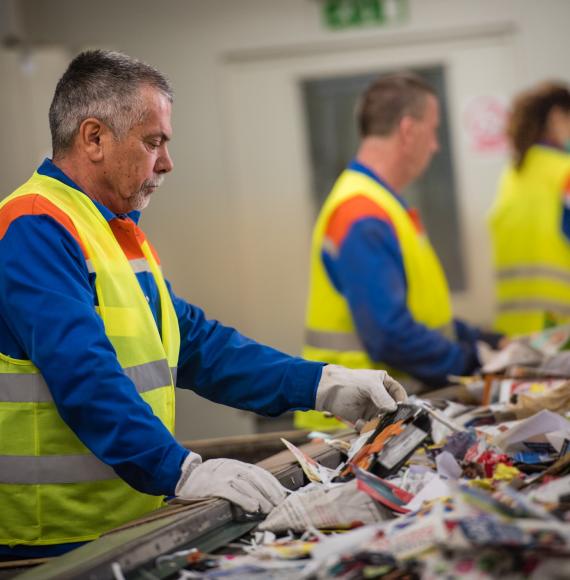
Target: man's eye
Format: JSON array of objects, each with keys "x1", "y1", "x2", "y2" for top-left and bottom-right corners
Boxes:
[{"x1": 147, "y1": 141, "x2": 160, "y2": 150}]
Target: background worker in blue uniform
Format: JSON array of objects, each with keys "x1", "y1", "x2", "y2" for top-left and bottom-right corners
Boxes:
[
  {"x1": 489, "y1": 81, "x2": 570, "y2": 336},
  {"x1": 299, "y1": 73, "x2": 501, "y2": 430},
  {"x1": 0, "y1": 50, "x2": 407, "y2": 559}
]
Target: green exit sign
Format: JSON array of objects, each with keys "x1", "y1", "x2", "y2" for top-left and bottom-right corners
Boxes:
[{"x1": 322, "y1": 0, "x2": 409, "y2": 30}]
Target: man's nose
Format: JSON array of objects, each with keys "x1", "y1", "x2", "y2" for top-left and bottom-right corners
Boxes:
[{"x1": 156, "y1": 145, "x2": 174, "y2": 174}]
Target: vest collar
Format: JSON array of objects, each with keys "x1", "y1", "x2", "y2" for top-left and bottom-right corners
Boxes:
[
  {"x1": 536, "y1": 141, "x2": 564, "y2": 152},
  {"x1": 348, "y1": 159, "x2": 409, "y2": 210},
  {"x1": 37, "y1": 158, "x2": 141, "y2": 224}
]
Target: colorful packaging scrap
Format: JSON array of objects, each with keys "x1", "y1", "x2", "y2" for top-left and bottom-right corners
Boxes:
[{"x1": 173, "y1": 333, "x2": 570, "y2": 578}]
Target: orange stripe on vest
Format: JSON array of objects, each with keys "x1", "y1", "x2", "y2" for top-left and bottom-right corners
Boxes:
[
  {"x1": 0, "y1": 194, "x2": 88, "y2": 256},
  {"x1": 325, "y1": 194, "x2": 394, "y2": 248}
]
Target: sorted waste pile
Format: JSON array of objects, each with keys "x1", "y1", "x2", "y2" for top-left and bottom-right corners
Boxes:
[{"x1": 159, "y1": 327, "x2": 570, "y2": 579}]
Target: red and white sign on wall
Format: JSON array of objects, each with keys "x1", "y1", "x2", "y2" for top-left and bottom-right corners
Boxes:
[{"x1": 462, "y1": 95, "x2": 509, "y2": 154}]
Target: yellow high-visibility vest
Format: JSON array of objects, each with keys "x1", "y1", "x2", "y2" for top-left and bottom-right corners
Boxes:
[
  {"x1": 0, "y1": 172, "x2": 180, "y2": 546},
  {"x1": 489, "y1": 145, "x2": 570, "y2": 336},
  {"x1": 296, "y1": 168, "x2": 453, "y2": 430}
]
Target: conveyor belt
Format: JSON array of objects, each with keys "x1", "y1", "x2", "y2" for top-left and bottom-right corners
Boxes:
[{"x1": 11, "y1": 437, "x2": 343, "y2": 580}]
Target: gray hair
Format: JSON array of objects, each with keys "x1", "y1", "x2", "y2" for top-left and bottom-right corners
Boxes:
[{"x1": 49, "y1": 49, "x2": 174, "y2": 156}]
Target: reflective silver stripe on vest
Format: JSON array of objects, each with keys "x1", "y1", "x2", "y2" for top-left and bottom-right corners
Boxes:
[
  {"x1": 125, "y1": 359, "x2": 174, "y2": 394},
  {"x1": 0, "y1": 359, "x2": 175, "y2": 403},
  {"x1": 85, "y1": 258, "x2": 162, "y2": 275},
  {"x1": 129, "y1": 258, "x2": 152, "y2": 274},
  {"x1": 0, "y1": 454, "x2": 118, "y2": 484},
  {"x1": 305, "y1": 329, "x2": 364, "y2": 351},
  {"x1": 497, "y1": 266, "x2": 570, "y2": 284},
  {"x1": 306, "y1": 322, "x2": 455, "y2": 351},
  {"x1": 322, "y1": 236, "x2": 339, "y2": 259},
  {"x1": 0, "y1": 373, "x2": 53, "y2": 402},
  {"x1": 498, "y1": 299, "x2": 570, "y2": 315}
]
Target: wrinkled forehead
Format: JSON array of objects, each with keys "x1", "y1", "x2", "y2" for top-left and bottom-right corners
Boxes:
[{"x1": 134, "y1": 87, "x2": 173, "y2": 136}]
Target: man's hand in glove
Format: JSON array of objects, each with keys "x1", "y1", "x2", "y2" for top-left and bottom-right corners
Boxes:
[
  {"x1": 175, "y1": 454, "x2": 286, "y2": 514},
  {"x1": 315, "y1": 364, "x2": 407, "y2": 424}
]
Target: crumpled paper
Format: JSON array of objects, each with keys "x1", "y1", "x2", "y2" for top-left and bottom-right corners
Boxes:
[
  {"x1": 509, "y1": 381, "x2": 570, "y2": 419},
  {"x1": 258, "y1": 479, "x2": 391, "y2": 533}
]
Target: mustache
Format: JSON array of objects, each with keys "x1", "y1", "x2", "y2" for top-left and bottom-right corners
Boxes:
[{"x1": 141, "y1": 176, "x2": 165, "y2": 191}]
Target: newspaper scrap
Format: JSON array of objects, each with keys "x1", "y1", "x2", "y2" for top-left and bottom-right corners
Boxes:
[{"x1": 280, "y1": 437, "x2": 339, "y2": 485}]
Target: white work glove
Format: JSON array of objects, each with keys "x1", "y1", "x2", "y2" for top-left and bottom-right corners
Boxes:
[
  {"x1": 315, "y1": 365, "x2": 407, "y2": 424},
  {"x1": 259, "y1": 479, "x2": 391, "y2": 533},
  {"x1": 175, "y1": 454, "x2": 286, "y2": 515}
]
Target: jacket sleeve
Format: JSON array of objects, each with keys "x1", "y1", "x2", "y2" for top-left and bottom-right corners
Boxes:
[
  {"x1": 169, "y1": 284, "x2": 324, "y2": 416},
  {"x1": 454, "y1": 318, "x2": 504, "y2": 350},
  {"x1": 0, "y1": 215, "x2": 189, "y2": 496},
  {"x1": 561, "y1": 172, "x2": 570, "y2": 242},
  {"x1": 328, "y1": 217, "x2": 479, "y2": 386}
]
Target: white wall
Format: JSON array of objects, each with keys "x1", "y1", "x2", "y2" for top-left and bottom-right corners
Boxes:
[
  {"x1": 4, "y1": 0, "x2": 570, "y2": 438},
  {"x1": 0, "y1": 47, "x2": 65, "y2": 193}
]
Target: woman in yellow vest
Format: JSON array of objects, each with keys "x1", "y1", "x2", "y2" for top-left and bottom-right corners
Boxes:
[{"x1": 489, "y1": 82, "x2": 570, "y2": 336}]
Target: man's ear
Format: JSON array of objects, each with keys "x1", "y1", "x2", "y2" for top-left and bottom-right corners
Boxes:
[
  {"x1": 77, "y1": 118, "x2": 107, "y2": 162},
  {"x1": 399, "y1": 116, "x2": 415, "y2": 146}
]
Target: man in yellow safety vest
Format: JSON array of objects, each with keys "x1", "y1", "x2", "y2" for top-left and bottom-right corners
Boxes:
[
  {"x1": 0, "y1": 50, "x2": 406, "y2": 558},
  {"x1": 299, "y1": 73, "x2": 501, "y2": 430}
]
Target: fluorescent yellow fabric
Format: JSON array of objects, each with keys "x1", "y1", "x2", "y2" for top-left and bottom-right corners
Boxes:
[
  {"x1": 0, "y1": 172, "x2": 180, "y2": 545},
  {"x1": 296, "y1": 169, "x2": 453, "y2": 430},
  {"x1": 489, "y1": 145, "x2": 570, "y2": 336}
]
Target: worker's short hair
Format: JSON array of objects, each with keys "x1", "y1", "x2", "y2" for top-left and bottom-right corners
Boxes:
[
  {"x1": 49, "y1": 49, "x2": 174, "y2": 156},
  {"x1": 507, "y1": 81, "x2": 570, "y2": 169},
  {"x1": 356, "y1": 72, "x2": 436, "y2": 138}
]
